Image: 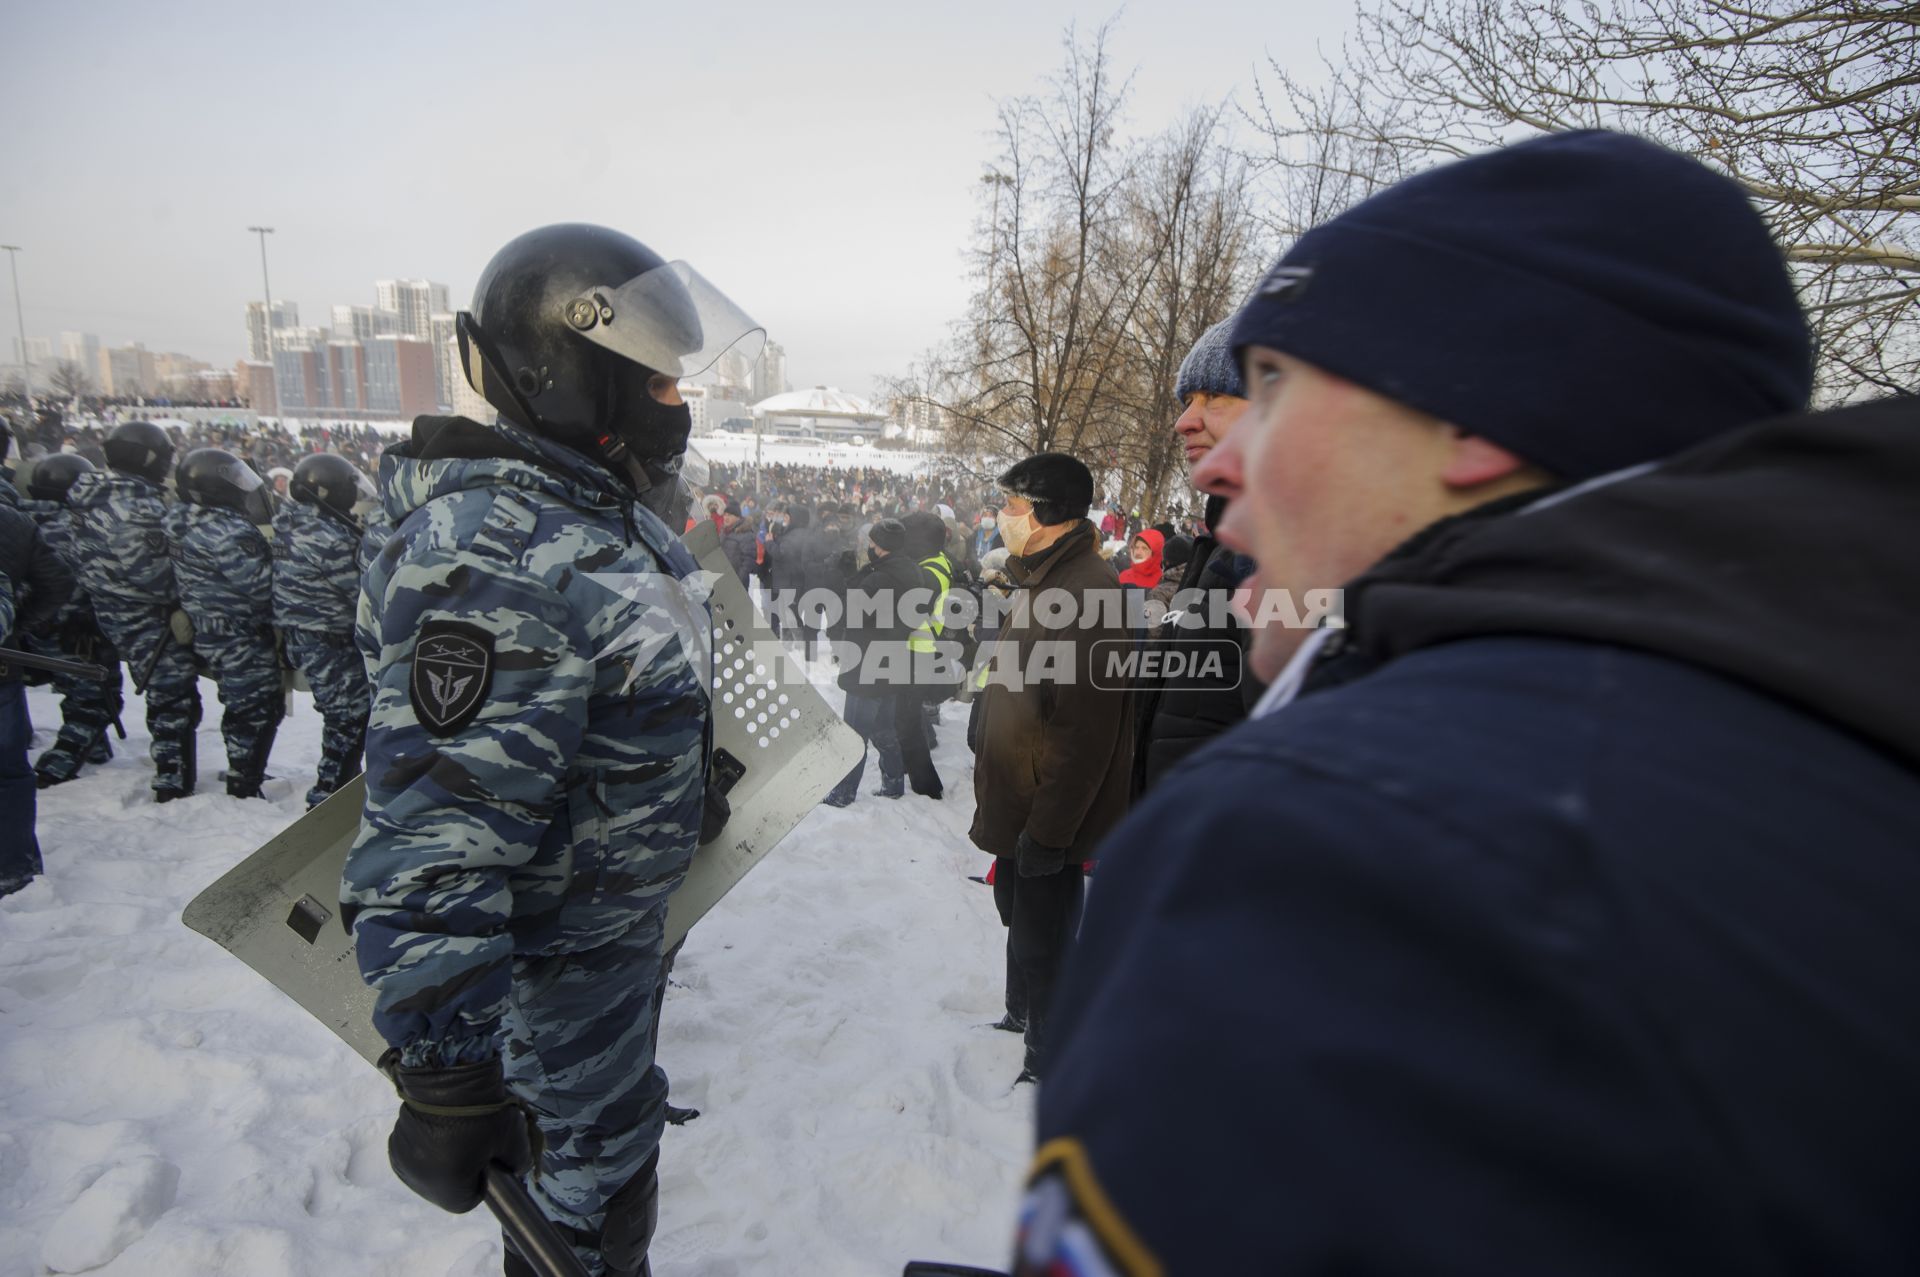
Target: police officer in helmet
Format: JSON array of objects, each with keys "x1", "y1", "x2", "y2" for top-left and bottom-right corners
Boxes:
[
  {"x1": 66, "y1": 421, "x2": 204, "y2": 801},
  {"x1": 344, "y1": 224, "x2": 762, "y2": 1277},
  {"x1": 274, "y1": 453, "x2": 376, "y2": 807},
  {"x1": 170, "y1": 447, "x2": 281, "y2": 799}
]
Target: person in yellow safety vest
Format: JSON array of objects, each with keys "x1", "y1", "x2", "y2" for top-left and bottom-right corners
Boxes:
[{"x1": 896, "y1": 510, "x2": 953, "y2": 797}]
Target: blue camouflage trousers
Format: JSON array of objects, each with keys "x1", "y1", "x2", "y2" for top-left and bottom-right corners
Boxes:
[
  {"x1": 197, "y1": 629, "x2": 282, "y2": 783},
  {"x1": 25, "y1": 626, "x2": 124, "y2": 782},
  {"x1": 94, "y1": 606, "x2": 201, "y2": 793},
  {"x1": 286, "y1": 631, "x2": 371, "y2": 806},
  {"x1": 503, "y1": 905, "x2": 670, "y2": 1275}
]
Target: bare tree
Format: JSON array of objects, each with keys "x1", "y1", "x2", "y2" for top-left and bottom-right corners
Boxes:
[
  {"x1": 912, "y1": 19, "x2": 1267, "y2": 519},
  {"x1": 1107, "y1": 109, "x2": 1264, "y2": 520},
  {"x1": 49, "y1": 358, "x2": 92, "y2": 402},
  {"x1": 1253, "y1": 0, "x2": 1919, "y2": 396}
]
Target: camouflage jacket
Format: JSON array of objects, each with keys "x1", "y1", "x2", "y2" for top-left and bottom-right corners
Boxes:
[
  {"x1": 20, "y1": 497, "x2": 93, "y2": 627},
  {"x1": 344, "y1": 417, "x2": 711, "y2": 1066},
  {"x1": 357, "y1": 508, "x2": 395, "y2": 577},
  {"x1": 168, "y1": 505, "x2": 273, "y2": 637},
  {"x1": 272, "y1": 502, "x2": 360, "y2": 636},
  {"x1": 67, "y1": 471, "x2": 178, "y2": 613}
]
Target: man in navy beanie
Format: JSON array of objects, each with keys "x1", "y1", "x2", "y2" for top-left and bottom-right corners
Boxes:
[{"x1": 1012, "y1": 131, "x2": 1920, "y2": 1273}]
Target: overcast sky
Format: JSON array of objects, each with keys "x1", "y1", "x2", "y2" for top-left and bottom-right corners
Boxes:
[{"x1": 2, "y1": 0, "x2": 1352, "y2": 398}]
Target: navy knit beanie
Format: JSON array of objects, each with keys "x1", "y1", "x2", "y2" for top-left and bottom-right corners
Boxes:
[
  {"x1": 1175, "y1": 320, "x2": 1246, "y2": 402},
  {"x1": 1229, "y1": 130, "x2": 1813, "y2": 480}
]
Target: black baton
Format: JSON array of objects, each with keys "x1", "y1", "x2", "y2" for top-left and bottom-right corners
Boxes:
[{"x1": 484, "y1": 1166, "x2": 591, "y2": 1277}]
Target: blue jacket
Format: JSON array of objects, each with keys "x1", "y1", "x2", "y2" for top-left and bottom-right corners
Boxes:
[
  {"x1": 344, "y1": 417, "x2": 710, "y2": 1067},
  {"x1": 1022, "y1": 397, "x2": 1920, "y2": 1274}
]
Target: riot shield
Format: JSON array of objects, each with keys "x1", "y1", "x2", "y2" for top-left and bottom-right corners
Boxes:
[{"x1": 182, "y1": 520, "x2": 863, "y2": 1062}]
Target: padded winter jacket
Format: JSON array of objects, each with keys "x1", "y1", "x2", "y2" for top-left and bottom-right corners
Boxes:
[
  {"x1": 969, "y1": 520, "x2": 1133, "y2": 858},
  {"x1": 1025, "y1": 397, "x2": 1920, "y2": 1275}
]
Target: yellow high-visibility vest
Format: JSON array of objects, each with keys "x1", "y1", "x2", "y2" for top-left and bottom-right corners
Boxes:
[{"x1": 909, "y1": 553, "x2": 952, "y2": 654}]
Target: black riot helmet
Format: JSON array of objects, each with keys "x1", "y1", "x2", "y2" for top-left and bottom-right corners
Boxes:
[
  {"x1": 291, "y1": 453, "x2": 375, "y2": 518},
  {"x1": 176, "y1": 448, "x2": 276, "y2": 524},
  {"x1": 457, "y1": 224, "x2": 764, "y2": 478},
  {"x1": 26, "y1": 453, "x2": 95, "y2": 504},
  {"x1": 104, "y1": 420, "x2": 176, "y2": 484}
]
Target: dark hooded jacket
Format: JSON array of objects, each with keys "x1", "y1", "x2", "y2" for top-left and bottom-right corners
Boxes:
[
  {"x1": 1130, "y1": 494, "x2": 1263, "y2": 795},
  {"x1": 970, "y1": 520, "x2": 1134, "y2": 859},
  {"x1": 1027, "y1": 397, "x2": 1920, "y2": 1275},
  {"x1": 832, "y1": 547, "x2": 923, "y2": 697}
]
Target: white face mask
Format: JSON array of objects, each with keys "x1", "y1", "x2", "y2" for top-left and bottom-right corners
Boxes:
[{"x1": 997, "y1": 507, "x2": 1035, "y2": 555}]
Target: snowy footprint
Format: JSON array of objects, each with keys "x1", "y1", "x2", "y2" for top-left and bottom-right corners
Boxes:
[{"x1": 39, "y1": 1155, "x2": 180, "y2": 1273}]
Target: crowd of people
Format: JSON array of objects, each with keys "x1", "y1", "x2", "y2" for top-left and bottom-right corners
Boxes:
[
  {"x1": 10, "y1": 406, "x2": 392, "y2": 488},
  {"x1": 0, "y1": 417, "x2": 381, "y2": 896}
]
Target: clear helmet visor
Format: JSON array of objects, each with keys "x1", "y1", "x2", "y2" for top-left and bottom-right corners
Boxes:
[{"x1": 565, "y1": 261, "x2": 766, "y2": 379}]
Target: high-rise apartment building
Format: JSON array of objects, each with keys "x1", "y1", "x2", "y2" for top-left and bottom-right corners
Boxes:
[
  {"x1": 751, "y1": 341, "x2": 788, "y2": 404},
  {"x1": 374, "y1": 280, "x2": 448, "y2": 341},
  {"x1": 245, "y1": 300, "x2": 300, "y2": 360},
  {"x1": 365, "y1": 335, "x2": 438, "y2": 419},
  {"x1": 101, "y1": 344, "x2": 159, "y2": 398},
  {"x1": 429, "y1": 312, "x2": 458, "y2": 409},
  {"x1": 331, "y1": 304, "x2": 399, "y2": 344},
  {"x1": 60, "y1": 331, "x2": 101, "y2": 372},
  {"x1": 12, "y1": 337, "x2": 52, "y2": 370}
]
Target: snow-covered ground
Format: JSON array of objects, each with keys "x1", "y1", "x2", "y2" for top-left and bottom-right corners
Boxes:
[{"x1": 0, "y1": 663, "x2": 1028, "y2": 1275}]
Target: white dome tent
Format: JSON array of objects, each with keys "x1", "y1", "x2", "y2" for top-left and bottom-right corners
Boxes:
[{"x1": 750, "y1": 386, "x2": 888, "y2": 444}]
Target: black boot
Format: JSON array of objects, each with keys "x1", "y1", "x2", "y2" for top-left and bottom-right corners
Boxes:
[{"x1": 227, "y1": 708, "x2": 282, "y2": 800}]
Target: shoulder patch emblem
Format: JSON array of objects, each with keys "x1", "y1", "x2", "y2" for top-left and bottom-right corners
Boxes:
[{"x1": 410, "y1": 620, "x2": 495, "y2": 735}]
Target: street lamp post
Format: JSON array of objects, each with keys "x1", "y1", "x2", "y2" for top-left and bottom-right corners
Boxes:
[
  {"x1": 247, "y1": 226, "x2": 276, "y2": 359},
  {"x1": 1, "y1": 245, "x2": 30, "y2": 404}
]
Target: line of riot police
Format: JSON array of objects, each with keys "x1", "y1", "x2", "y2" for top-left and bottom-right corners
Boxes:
[{"x1": 14, "y1": 419, "x2": 386, "y2": 807}]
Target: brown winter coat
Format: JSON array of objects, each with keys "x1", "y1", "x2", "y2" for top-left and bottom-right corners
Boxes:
[{"x1": 969, "y1": 520, "x2": 1135, "y2": 858}]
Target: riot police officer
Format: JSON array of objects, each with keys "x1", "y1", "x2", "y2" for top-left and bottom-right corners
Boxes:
[
  {"x1": 273, "y1": 454, "x2": 373, "y2": 807},
  {"x1": 67, "y1": 421, "x2": 203, "y2": 801},
  {"x1": 19, "y1": 455, "x2": 125, "y2": 786},
  {"x1": 343, "y1": 224, "x2": 760, "y2": 1277},
  {"x1": 170, "y1": 448, "x2": 281, "y2": 799}
]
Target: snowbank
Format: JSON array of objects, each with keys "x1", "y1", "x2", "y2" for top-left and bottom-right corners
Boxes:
[{"x1": 1, "y1": 665, "x2": 1028, "y2": 1274}]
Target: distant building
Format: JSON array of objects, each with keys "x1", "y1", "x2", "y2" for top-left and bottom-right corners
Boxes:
[
  {"x1": 751, "y1": 341, "x2": 788, "y2": 404},
  {"x1": 751, "y1": 386, "x2": 886, "y2": 443},
  {"x1": 326, "y1": 341, "x2": 369, "y2": 413},
  {"x1": 245, "y1": 300, "x2": 299, "y2": 361},
  {"x1": 238, "y1": 360, "x2": 276, "y2": 413},
  {"x1": 374, "y1": 280, "x2": 448, "y2": 341},
  {"x1": 888, "y1": 395, "x2": 946, "y2": 443},
  {"x1": 271, "y1": 346, "x2": 324, "y2": 413},
  {"x1": 709, "y1": 347, "x2": 756, "y2": 402},
  {"x1": 155, "y1": 352, "x2": 211, "y2": 398},
  {"x1": 331, "y1": 304, "x2": 398, "y2": 344},
  {"x1": 429, "y1": 312, "x2": 458, "y2": 409},
  {"x1": 14, "y1": 337, "x2": 51, "y2": 371},
  {"x1": 365, "y1": 335, "x2": 437, "y2": 420},
  {"x1": 60, "y1": 332, "x2": 101, "y2": 374},
  {"x1": 101, "y1": 344, "x2": 159, "y2": 398},
  {"x1": 194, "y1": 368, "x2": 239, "y2": 401}
]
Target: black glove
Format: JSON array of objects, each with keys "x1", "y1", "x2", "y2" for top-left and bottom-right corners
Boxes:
[
  {"x1": 382, "y1": 1052, "x2": 539, "y2": 1214},
  {"x1": 1014, "y1": 831, "x2": 1069, "y2": 878}
]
